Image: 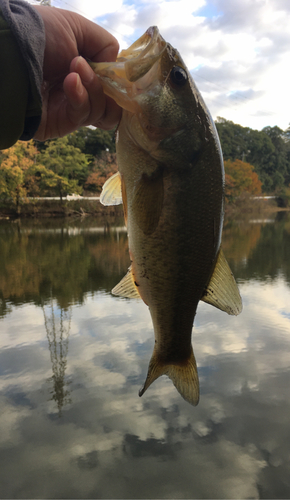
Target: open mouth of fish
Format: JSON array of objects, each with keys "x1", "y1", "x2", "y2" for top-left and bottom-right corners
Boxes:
[{"x1": 90, "y1": 27, "x2": 168, "y2": 111}]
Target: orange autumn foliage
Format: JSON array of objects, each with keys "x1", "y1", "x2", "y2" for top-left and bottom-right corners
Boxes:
[
  {"x1": 224, "y1": 159, "x2": 262, "y2": 202},
  {"x1": 84, "y1": 151, "x2": 118, "y2": 193},
  {"x1": 0, "y1": 141, "x2": 37, "y2": 205}
]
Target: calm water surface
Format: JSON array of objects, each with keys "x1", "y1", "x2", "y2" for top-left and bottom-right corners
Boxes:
[{"x1": 0, "y1": 213, "x2": 290, "y2": 499}]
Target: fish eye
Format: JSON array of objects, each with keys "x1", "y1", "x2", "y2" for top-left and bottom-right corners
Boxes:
[{"x1": 170, "y1": 66, "x2": 188, "y2": 86}]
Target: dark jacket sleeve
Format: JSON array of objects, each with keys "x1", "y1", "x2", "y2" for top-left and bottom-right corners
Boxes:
[{"x1": 0, "y1": 0, "x2": 45, "y2": 149}]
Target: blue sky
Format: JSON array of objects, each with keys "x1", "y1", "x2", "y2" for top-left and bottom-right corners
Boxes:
[{"x1": 50, "y1": 0, "x2": 290, "y2": 131}]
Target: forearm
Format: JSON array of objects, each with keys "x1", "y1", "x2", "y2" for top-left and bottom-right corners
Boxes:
[{"x1": 0, "y1": 0, "x2": 45, "y2": 149}]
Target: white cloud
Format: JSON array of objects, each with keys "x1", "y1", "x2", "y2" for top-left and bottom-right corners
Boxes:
[
  {"x1": 52, "y1": 0, "x2": 123, "y2": 20},
  {"x1": 0, "y1": 304, "x2": 45, "y2": 348},
  {"x1": 47, "y1": 0, "x2": 290, "y2": 129},
  {"x1": 76, "y1": 0, "x2": 290, "y2": 130}
]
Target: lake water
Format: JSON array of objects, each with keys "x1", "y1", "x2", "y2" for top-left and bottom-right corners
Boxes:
[{"x1": 0, "y1": 213, "x2": 290, "y2": 499}]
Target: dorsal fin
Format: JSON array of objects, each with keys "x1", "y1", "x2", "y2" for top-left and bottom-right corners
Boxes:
[
  {"x1": 201, "y1": 248, "x2": 242, "y2": 316},
  {"x1": 100, "y1": 172, "x2": 122, "y2": 206}
]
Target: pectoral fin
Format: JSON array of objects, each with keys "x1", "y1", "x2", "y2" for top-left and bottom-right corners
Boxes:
[
  {"x1": 100, "y1": 172, "x2": 122, "y2": 206},
  {"x1": 132, "y1": 167, "x2": 164, "y2": 235},
  {"x1": 111, "y1": 266, "x2": 141, "y2": 299},
  {"x1": 201, "y1": 248, "x2": 242, "y2": 316}
]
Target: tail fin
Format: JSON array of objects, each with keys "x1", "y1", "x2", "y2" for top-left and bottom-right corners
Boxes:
[{"x1": 139, "y1": 346, "x2": 200, "y2": 406}]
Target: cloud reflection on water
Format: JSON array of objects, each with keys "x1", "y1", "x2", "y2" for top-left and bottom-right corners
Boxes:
[
  {"x1": 1, "y1": 216, "x2": 290, "y2": 498},
  {"x1": 0, "y1": 274, "x2": 290, "y2": 498}
]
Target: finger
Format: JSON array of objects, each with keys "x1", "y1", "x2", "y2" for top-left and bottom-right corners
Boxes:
[
  {"x1": 92, "y1": 95, "x2": 122, "y2": 130},
  {"x1": 68, "y1": 57, "x2": 105, "y2": 123},
  {"x1": 70, "y1": 56, "x2": 121, "y2": 129},
  {"x1": 62, "y1": 71, "x2": 96, "y2": 127},
  {"x1": 64, "y1": 73, "x2": 86, "y2": 108}
]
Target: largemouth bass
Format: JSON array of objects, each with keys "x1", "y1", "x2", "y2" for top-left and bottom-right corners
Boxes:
[{"x1": 90, "y1": 27, "x2": 242, "y2": 406}]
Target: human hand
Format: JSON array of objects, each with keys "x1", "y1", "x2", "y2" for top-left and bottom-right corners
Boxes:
[{"x1": 33, "y1": 6, "x2": 121, "y2": 141}]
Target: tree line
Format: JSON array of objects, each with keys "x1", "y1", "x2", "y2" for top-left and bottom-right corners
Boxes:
[
  {"x1": 216, "y1": 117, "x2": 290, "y2": 199},
  {"x1": 0, "y1": 128, "x2": 118, "y2": 208},
  {"x1": 2, "y1": 212, "x2": 290, "y2": 317},
  {"x1": 0, "y1": 118, "x2": 290, "y2": 206}
]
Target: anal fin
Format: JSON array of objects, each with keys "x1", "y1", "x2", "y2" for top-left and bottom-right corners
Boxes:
[
  {"x1": 112, "y1": 266, "x2": 140, "y2": 299},
  {"x1": 202, "y1": 248, "x2": 242, "y2": 316}
]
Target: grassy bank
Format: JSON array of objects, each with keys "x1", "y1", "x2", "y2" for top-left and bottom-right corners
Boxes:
[
  {"x1": 0, "y1": 198, "x2": 124, "y2": 219},
  {"x1": 0, "y1": 194, "x2": 286, "y2": 220},
  {"x1": 224, "y1": 194, "x2": 285, "y2": 218}
]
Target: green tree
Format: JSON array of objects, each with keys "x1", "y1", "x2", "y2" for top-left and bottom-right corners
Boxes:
[
  {"x1": 28, "y1": 164, "x2": 80, "y2": 198},
  {"x1": 39, "y1": 137, "x2": 89, "y2": 198},
  {"x1": 262, "y1": 126, "x2": 290, "y2": 191},
  {"x1": 216, "y1": 117, "x2": 275, "y2": 168},
  {"x1": 216, "y1": 118, "x2": 290, "y2": 193},
  {"x1": 284, "y1": 123, "x2": 290, "y2": 143},
  {"x1": 67, "y1": 127, "x2": 116, "y2": 159},
  {"x1": 216, "y1": 117, "x2": 249, "y2": 161},
  {"x1": 0, "y1": 141, "x2": 75, "y2": 206}
]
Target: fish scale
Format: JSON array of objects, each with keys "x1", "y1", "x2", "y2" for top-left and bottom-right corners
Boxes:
[{"x1": 90, "y1": 26, "x2": 242, "y2": 406}]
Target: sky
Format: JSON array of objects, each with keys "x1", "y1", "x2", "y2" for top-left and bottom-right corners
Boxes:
[{"x1": 47, "y1": 0, "x2": 290, "y2": 132}]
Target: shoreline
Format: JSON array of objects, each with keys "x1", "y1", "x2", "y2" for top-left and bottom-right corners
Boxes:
[
  {"x1": 0, "y1": 198, "x2": 124, "y2": 219},
  {"x1": 0, "y1": 198, "x2": 289, "y2": 220}
]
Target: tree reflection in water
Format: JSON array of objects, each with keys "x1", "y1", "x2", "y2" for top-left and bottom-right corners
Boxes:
[
  {"x1": 1, "y1": 215, "x2": 290, "y2": 498},
  {"x1": 43, "y1": 299, "x2": 72, "y2": 416}
]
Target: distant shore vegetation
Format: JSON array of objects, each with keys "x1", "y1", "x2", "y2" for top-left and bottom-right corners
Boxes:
[{"x1": 1, "y1": 118, "x2": 290, "y2": 215}]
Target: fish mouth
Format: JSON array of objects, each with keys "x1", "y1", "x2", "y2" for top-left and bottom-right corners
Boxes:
[
  {"x1": 90, "y1": 27, "x2": 167, "y2": 111},
  {"x1": 116, "y1": 26, "x2": 167, "y2": 82}
]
